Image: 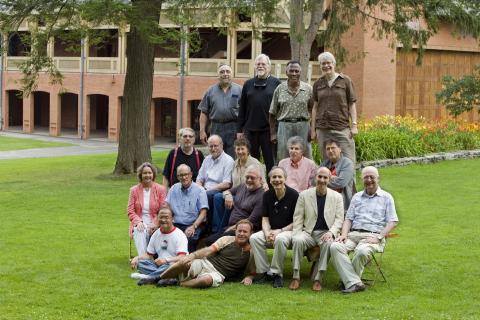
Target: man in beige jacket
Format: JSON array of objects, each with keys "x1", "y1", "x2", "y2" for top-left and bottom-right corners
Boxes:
[{"x1": 289, "y1": 167, "x2": 344, "y2": 291}]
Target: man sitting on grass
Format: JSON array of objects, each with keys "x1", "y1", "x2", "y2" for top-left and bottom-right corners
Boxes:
[
  {"x1": 159, "y1": 219, "x2": 255, "y2": 288},
  {"x1": 130, "y1": 207, "x2": 188, "y2": 286},
  {"x1": 330, "y1": 166, "x2": 399, "y2": 294}
]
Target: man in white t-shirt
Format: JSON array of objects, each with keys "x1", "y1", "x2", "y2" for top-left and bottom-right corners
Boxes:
[{"x1": 130, "y1": 207, "x2": 188, "y2": 286}]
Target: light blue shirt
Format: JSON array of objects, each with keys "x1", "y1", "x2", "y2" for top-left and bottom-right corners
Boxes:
[
  {"x1": 346, "y1": 187, "x2": 398, "y2": 233},
  {"x1": 196, "y1": 152, "x2": 234, "y2": 190},
  {"x1": 166, "y1": 182, "x2": 209, "y2": 225}
]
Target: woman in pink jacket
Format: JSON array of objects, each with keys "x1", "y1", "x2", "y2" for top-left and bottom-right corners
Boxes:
[{"x1": 128, "y1": 162, "x2": 167, "y2": 256}]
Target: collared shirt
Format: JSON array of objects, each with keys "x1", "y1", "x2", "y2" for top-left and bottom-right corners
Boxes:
[
  {"x1": 196, "y1": 152, "x2": 234, "y2": 190},
  {"x1": 269, "y1": 81, "x2": 312, "y2": 121},
  {"x1": 278, "y1": 156, "x2": 317, "y2": 192},
  {"x1": 198, "y1": 83, "x2": 242, "y2": 122},
  {"x1": 166, "y1": 182, "x2": 209, "y2": 225},
  {"x1": 228, "y1": 184, "x2": 264, "y2": 230},
  {"x1": 346, "y1": 187, "x2": 399, "y2": 233},
  {"x1": 263, "y1": 185, "x2": 299, "y2": 230},
  {"x1": 232, "y1": 155, "x2": 267, "y2": 189},
  {"x1": 312, "y1": 73, "x2": 356, "y2": 130}
]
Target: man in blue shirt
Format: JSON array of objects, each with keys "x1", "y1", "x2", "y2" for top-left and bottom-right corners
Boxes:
[
  {"x1": 167, "y1": 164, "x2": 209, "y2": 252},
  {"x1": 330, "y1": 166, "x2": 399, "y2": 294}
]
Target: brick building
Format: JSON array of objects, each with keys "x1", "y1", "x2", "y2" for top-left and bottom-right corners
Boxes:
[{"x1": 1, "y1": 12, "x2": 479, "y2": 143}]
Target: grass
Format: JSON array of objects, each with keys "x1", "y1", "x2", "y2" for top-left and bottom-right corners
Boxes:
[
  {"x1": 0, "y1": 152, "x2": 479, "y2": 319},
  {"x1": 0, "y1": 136, "x2": 72, "y2": 151}
]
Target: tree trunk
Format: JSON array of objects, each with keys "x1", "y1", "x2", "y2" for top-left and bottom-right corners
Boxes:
[
  {"x1": 113, "y1": 1, "x2": 161, "y2": 174},
  {"x1": 289, "y1": 0, "x2": 325, "y2": 82}
]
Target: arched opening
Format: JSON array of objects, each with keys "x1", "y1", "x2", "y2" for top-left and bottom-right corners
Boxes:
[
  {"x1": 33, "y1": 91, "x2": 50, "y2": 133},
  {"x1": 7, "y1": 90, "x2": 23, "y2": 130},
  {"x1": 153, "y1": 98, "x2": 177, "y2": 143},
  {"x1": 190, "y1": 100, "x2": 201, "y2": 139},
  {"x1": 88, "y1": 94, "x2": 109, "y2": 138},
  {"x1": 60, "y1": 92, "x2": 79, "y2": 136}
]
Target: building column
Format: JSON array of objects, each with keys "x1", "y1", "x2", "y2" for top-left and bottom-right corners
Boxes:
[
  {"x1": 49, "y1": 93, "x2": 60, "y2": 136},
  {"x1": 23, "y1": 94, "x2": 34, "y2": 133},
  {"x1": 108, "y1": 95, "x2": 120, "y2": 142},
  {"x1": 149, "y1": 99, "x2": 155, "y2": 144}
]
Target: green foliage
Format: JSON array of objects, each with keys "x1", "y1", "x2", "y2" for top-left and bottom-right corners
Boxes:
[
  {"x1": 436, "y1": 65, "x2": 480, "y2": 118},
  {"x1": 1, "y1": 153, "x2": 480, "y2": 319}
]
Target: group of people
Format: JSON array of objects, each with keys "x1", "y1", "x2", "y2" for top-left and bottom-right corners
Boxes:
[{"x1": 126, "y1": 51, "x2": 399, "y2": 293}]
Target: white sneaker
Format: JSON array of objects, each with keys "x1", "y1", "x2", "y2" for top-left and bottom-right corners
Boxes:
[{"x1": 130, "y1": 272, "x2": 150, "y2": 280}]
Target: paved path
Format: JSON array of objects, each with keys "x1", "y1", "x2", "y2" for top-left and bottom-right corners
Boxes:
[{"x1": 0, "y1": 131, "x2": 177, "y2": 160}]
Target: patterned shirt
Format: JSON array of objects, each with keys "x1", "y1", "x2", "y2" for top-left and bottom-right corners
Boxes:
[
  {"x1": 346, "y1": 187, "x2": 398, "y2": 233},
  {"x1": 166, "y1": 182, "x2": 209, "y2": 225},
  {"x1": 196, "y1": 152, "x2": 234, "y2": 190},
  {"x1": 269, "y1": 81, "x2": 312, "y2": 121}
]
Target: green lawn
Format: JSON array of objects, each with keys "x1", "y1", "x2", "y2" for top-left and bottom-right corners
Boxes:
[
  {"x1": 0, "y1": 153, "x2": 479, "y2": 319},
  {"x1": 0, "y1": 136, "x2": 72, "y2": 151}
]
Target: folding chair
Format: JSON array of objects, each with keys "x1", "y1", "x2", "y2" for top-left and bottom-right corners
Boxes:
[
  {"x1": 361, "y1": 232, "x2": 398, "y2": 286},
  {"x1": 129, "y1": 237, "x2": 134, "y2": 261}
]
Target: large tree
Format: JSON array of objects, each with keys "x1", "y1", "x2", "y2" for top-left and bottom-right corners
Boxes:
[{"x1": 0, "y1": 0, "x2": 163, "y2": 174}]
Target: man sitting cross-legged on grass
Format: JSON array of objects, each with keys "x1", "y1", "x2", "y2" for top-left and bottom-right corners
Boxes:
[
  {"x1": 130, "y1": 206, "x2": 188, "y2": 286},
  {"x1": 159, "y1": 219, "x2": 255, "y2": 288},
  {"x1": 330, "y1": 166, "x2": 399, "y2": 294}
]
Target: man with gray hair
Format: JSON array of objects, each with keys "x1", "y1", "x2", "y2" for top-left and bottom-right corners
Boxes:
[
  {"x1": 199, "y1": 64, "x2": 242, "y2": 158},
  {"x1": 205, "y1": 164, "x2": 264, "y2": 245},
  {"x1": 278, "y1": 136, "x2": 317, "y2": 193},
  {"x1": 162, "y1": 127, "x2": 204, "y2": 187},
  {"x1": 310, "y1": 51, "x2": 358, "y2": 164},
  {"x1": 269, "y1": 60, "x2": 313, "y2": 160},
  {"x1": 237, "y1": 53, "x2": 281, "y2": 173},
  {"x1": 330, "y1": 166, "x2": 399, "y2": 293}
]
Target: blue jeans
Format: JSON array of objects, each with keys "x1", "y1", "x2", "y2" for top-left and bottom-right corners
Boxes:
[
  {"x1": 137, "y1": 260, "x2": 170, "y2": 278},
  {"x1": 212, "y1": 192, "x2": 232, "y2": 234}
]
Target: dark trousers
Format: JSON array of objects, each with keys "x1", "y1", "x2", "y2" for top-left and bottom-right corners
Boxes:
[
  {"x1": 245, "y1": 129, "x2": 274, "y2": 173},
  {"x1": 174, "y1": 223, "x2": 204, "y2": 253},
  {"x1": 205, "y1": 228, "x2": 236, "y2": 246}
]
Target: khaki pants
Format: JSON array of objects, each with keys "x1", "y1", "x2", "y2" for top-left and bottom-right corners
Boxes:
[
  {"x1": 330, "y1": 231, "x2": 385, "y2": 288},
  {"x1": 291, "y1": 230, "x2": 332, "y2": 281},
  {"x1": 316, "y1": 128, "x2": 356, "y2": 164},
  {"x1": 180, "y1": 258, "x2": 225, "y2": 288},
  {"x1": 250, "y1": 230, "x2": 292, "y2": 277}
]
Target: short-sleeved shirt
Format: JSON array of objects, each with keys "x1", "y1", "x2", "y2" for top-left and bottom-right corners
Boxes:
[
  {"x1": 312, "y1": 73, "x2": 356, "y2": 130},
  {"x1": 166, "y1": 182, "x2": 209, "y2": 225},
  {"x1": 146, "y1": 227, "x2": 189, "y2": 258},
  {"x1": 162, "y1": 147, "x2": 204, "y2": 187},
  {"x1": 232, "y1": 155, "x2": 267, "y2": 189},
  {"x1": 196, "y1": 152, "x2": 234, "y2": 190},
  {"x1": 228, "y1": 184, "x2": 264, "y2": 230},
  {"x1": 346, "y1": 187, "x2": 399, "y2": 233},
  {"x1": 278, "y1": 157, "x2": 317, "y2": 193},
  {"x1": 263, "y1": 185, "x2": 299, "y2": 229},
  {"x1": 269, "y1": 81, "x2": 312, "y2": 121},
  {"x1": 198, "y1": 83, "x2": 242, "y2": 122},
  {"x1": 208, "y1": 236, "x2": 251, "y2": 279}
]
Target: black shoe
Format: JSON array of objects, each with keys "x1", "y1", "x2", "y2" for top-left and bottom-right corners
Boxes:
[
  {"x1": 137, "y1": 276, "x2": 161, "y2": 286},
  {"x1": 272, "y1": 275, "x2": 283, "y2": 288},
  {"x1": 253, "y1": 272, "x2": 273, "y2": 284},
  {"x1": 156, "y1": 278, "x2": 178, "y2": 287},
  {"x1": 341, "y1": 283, "x2": 366, "y2": 294}
]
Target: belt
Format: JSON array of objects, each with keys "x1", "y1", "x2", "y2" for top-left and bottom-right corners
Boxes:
[
  {"x1": 212, "y1": 119, "x2": 236, "y2": 124},
  {"x1": 351, "y1": 228, "x2": 376, "y2": 233},
  {"x1": 280, "y1": 118, "x2": 308, "y2": 123}
]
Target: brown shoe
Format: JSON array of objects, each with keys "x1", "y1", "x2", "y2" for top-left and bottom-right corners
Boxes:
[
  {"x1": 289, "y1": 279, "x2": 300, "y2": 290},
  {"x1": 312, "y1": 280, "x2": 322, "y2": 292}
]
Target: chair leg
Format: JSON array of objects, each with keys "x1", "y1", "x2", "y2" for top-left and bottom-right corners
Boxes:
[{"x1": 129, "y1": 237, "x2": 133, "y2": 261}]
